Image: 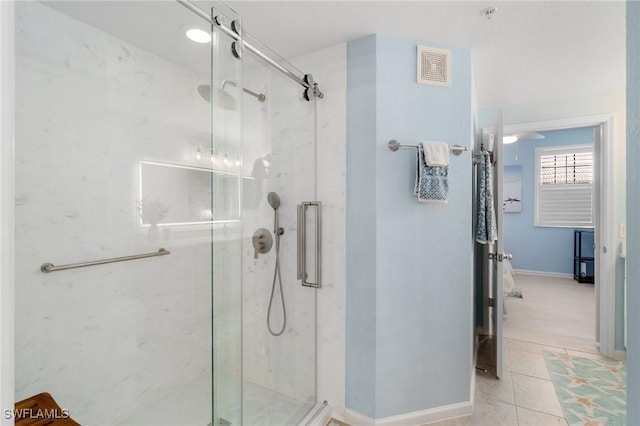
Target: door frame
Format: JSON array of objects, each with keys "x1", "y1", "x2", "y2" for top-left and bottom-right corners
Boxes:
[
  {"x1": 500, "y1": 114, "x2": 616, "y2": 357},
  {"x1": 0, "y1": 0, "x2": 15, "y2": 422}
]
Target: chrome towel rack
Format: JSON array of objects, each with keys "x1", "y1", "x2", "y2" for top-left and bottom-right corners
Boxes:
[
  {"x1": 40, "y1": 248, "x2": 170, "y2": 273},
  {"x1": 388, "y1": 139, "x2": 468, "y2": 156}
]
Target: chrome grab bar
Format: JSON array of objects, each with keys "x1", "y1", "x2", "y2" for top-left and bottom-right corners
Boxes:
[
  {"x1": 297, "y1": 201, "x2": 322, "y2": 288},
  {"x1": 40, "y1": 248, "x2": 170, "y2": 273},
  {"x1": 297, "y1": 204, "x2": 304, "y2": 279}
]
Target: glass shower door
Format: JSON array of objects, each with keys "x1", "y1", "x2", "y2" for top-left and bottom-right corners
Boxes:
[
  {"x1": 240, "y1": 36, "x2": 319, "y2": 425},
  {"x1": 209, "y1": 13, "x2": 319, "y2": 422},
  {"x1": 210, "y1": 5, "x2": 243, "y2": 426}
]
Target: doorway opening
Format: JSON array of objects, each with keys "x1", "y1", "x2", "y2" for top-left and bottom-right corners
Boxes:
[
  {"x1": 504, "y1": 115, "x2": 615, "y2": 357},
  {"x1": 502, "y1": 126, "x2": 599, "y2": 354}
]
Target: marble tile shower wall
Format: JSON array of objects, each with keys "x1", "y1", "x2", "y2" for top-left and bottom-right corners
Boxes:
[{"x1": 14, "y1": 3, "x2": 226, "y2": 424}]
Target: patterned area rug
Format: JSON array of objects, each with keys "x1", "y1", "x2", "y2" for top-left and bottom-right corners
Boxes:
[{"x1": 543, "y1": 351, "x2": 626, "y2": 426}]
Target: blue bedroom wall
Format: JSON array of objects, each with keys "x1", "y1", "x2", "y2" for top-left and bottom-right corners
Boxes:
[
  {"x1": 503, "y1": 127, "x2": 596, "y2": 275},
  {"x1": 626, "y1": 0, "x2": 640, "y2": 422},
  {"x1": 346, "y1": 34, "x2": 473, "y2": 420}
]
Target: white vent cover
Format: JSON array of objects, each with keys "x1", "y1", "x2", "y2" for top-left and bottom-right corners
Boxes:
[{"x1": 417, "y1": 45, "x2": 451, "y2": 87}]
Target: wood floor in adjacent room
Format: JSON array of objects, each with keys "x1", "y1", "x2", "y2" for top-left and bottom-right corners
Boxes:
[
  {"x1": 504, "y1": 273, "x2": 597, "y2": 354},
  {"x1": 429, "y1": 273, "x2": 609, "y2": 426}
]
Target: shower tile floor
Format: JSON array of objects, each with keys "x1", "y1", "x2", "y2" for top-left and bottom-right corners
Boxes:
[
  {"x1": 117, "y1": 372, "x2": 313, "y2": 426},
  {"x1": 242, "y1": 382, "x2": 313, "y2": 426},
  {"x1": 116, "y1": 373, "x2": 212, "y2": 426}
]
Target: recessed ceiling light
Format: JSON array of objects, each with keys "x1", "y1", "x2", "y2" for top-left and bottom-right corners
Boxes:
[
  {"x1": 503, "y1": 135, "x2": 518, "y2": 144},
  {"x1": 186, "y1": 28, "x2": 211, "y2": 44}
]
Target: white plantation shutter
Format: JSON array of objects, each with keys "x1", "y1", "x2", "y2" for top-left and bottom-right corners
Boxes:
[{"x1": 535, "y1": 145, "x2": 594, "y2": 227}]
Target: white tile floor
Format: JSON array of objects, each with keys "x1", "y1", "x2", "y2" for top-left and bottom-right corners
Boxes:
[{"x1": 429, "y1": 274, "x2": 613, "y2": 426}]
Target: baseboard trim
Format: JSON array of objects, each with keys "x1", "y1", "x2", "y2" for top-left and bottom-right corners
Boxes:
[
  {"x1": 471, "y1": 334, "x2": 479, "y2": 404},
  {"x1": 345, "y1": 401, "x2": 473, "y2": 426},
  {"x1": 613, "y1": 349, "x2": 626, "y2": 361},
  {"x1": 330, "y1": 406, "x2": 346, "y2": 422},
  {"x1": 513, "y1": 269, "x2": 573, "y2": 279},
  {"x1": 344, "y1": 409, "x2": 375, "y2": 426}
]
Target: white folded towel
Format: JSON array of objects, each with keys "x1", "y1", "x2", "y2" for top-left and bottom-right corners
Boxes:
[
  {"x1": 421, "y1": 142, "x2": 450, "y2": 167},
  {"x1": 414, "y1": 145, "x2": 449, "y2": 203}
]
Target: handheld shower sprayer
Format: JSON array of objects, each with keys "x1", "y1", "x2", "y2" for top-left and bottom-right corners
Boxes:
[
  {"x1": 267, "y1": 192, "x2": 286, "y2": 336},
  {"x1": 267, "y1": 192, "x2": 284, "y2": 236}
]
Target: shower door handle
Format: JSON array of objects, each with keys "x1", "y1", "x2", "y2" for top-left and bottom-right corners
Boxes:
[{"x1": 297, "y1": 201, "x2": 322, "y2": 288}]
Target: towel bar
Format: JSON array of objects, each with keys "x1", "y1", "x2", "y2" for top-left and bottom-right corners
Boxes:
[{"x1": 388, "y1": 139, "x2": 468, "y2": 156}]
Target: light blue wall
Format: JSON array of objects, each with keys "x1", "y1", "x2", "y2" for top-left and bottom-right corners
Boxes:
[
  {"x1": 503, "y1": 127, "x2": 596, "y2": 275},
  {"x1": 374, "y1": 35, "x2": 473, "y2": 418},
  {"x1": 345, "y1": 35, "x2": 377, "y2": 417},
  {"x1": 626, "y1": 1, "x2": 640, "y2": 423},
  {"x1": 347, "y1": 34, "x2": 473, "y2": 419}
]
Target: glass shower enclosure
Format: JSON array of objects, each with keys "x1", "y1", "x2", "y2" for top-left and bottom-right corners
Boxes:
[{"x1": 14, "y1": 1, "x2": 321, "y2": 425}]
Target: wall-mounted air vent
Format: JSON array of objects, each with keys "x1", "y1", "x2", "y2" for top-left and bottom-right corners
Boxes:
[{"x1": 417, "y1": 45, "x2": 451, "y2": 87}]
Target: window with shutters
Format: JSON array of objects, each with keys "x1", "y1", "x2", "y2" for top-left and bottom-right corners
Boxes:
[{"x1": 534, "y1": 145, "x2": 594, "y2": 227}]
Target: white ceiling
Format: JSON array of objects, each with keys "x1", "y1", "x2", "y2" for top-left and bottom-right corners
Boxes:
[{"x1": 44, "y1": 1, "x2": 626, "y2": 109}]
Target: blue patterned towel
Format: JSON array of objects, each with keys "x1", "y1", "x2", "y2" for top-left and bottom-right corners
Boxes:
[
  {"x1": 476, "y1": 151, "x2": 497, "y2": 243},
  {"x1": 415, "y1": 145, "x2": 449, "y2": 203}
]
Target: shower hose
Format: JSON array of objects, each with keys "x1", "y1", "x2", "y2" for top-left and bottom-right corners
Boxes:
[{"x1": 267, "y1": 229, "x2": 286, "y2": 336}]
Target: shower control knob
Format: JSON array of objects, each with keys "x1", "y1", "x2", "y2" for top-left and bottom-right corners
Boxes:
[
  {"x1": 254, "y1": 242, "x2": 264, "y2": 259},
  {"x1": 252, "y1": 228, "x2": 273, "y2": 259}
]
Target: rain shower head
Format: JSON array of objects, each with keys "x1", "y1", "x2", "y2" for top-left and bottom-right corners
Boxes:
[
  {"x1": 197, "y1": 84, "x2": 211, "y2": 102},
  {"x1": 197, "y1": 82, "x2": 265, "y2": 110},
  {"x1": 197, "y1": 84, "x2": 235, "y2": 110}
]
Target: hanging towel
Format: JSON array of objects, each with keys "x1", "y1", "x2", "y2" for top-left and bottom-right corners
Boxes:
[
  {"x1": 414, "y1": 145, "x2": 449, "y2": 203},
  {"x1": 476, "y1": 151, "x2": 498, "y2": 243},
  {"x1": 421, "y1": 141, "x2": 450, "y2": 167},
  {"x1": 414, "y1": 147, "x2": 421, "y2": 197}
]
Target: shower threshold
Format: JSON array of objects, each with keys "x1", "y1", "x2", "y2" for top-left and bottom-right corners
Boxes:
[{"x1": 116, "y1": 371, "x2": 318, "y2": 426}]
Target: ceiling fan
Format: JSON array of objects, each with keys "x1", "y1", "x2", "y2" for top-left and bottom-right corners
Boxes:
[{"x1": 503, "y1": 132, "x2": 545, "y2": 144}]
